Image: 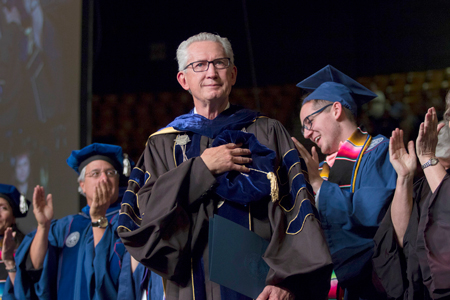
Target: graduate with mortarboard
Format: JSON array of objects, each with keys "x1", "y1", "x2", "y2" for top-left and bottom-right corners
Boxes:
[
  {"x1": 3, "y1": 143, "x2": 160, "y2": 300},
  {"x1": 292, "y1": 65, "x2": 397, "y2": 300}
]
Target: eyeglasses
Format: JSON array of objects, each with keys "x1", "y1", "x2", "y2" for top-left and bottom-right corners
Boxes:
[
  {"x1": 183, "y1": 58, "x2": 231, "y2": 72},
  {"x1": 301, "y1": 103, "x2": 333, "y2": 135},
  {"x1": 86, "y1": 169, "x2": 118, "y2": 178}
]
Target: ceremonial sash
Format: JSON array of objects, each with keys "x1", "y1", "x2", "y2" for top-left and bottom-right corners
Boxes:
[{"x1": 319, "y1": 128, "x2": 372, "y2": 192}]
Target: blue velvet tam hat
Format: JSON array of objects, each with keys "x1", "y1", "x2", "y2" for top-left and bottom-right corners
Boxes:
[
  {"x1": 296, "y1": 65, "x2": 377, "y2": 116},
  {"x1": 66, "y1": 143, "x2": 132, "y2": 177},
  {"x1": 0, "y1": 184, "x2": 30, "y2": 218},
  {"x1": 211, "y1": 130, "x2": 278, "y2": 204}
]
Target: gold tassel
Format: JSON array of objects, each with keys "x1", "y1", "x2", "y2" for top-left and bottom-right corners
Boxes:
[
  {"x1": 19, "y1": 194, "x2": 28, "y2": 214},
  {"x1": 123, "y1": 153, "x2": 131, "y2": 176},
  {"x1": 266, "y1": 172, "x2": 279, "y2": 202}
]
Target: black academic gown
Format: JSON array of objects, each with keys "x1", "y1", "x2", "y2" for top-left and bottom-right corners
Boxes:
[
  {"x1": 373, "y1": 170, "x2": 450, "y2": 300},
  {"x1": 119, "y1": 108, "x2": 333, "y2": 300}
]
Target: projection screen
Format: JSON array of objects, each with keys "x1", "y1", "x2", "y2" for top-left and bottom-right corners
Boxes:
[{"x1": 0, "y1": 0, "x2": 87, "y2": 233}]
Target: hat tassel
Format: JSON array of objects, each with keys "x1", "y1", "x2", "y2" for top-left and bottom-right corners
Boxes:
[
  {"x1": 123, "y1": 154, "x2": 131, "y2": 177},
  {"x1": 19, "y1": 194, "x2": 28, "y2": 214},
  {"x1": 267, "y1": 172, "x2": 279, "y2": 202}
]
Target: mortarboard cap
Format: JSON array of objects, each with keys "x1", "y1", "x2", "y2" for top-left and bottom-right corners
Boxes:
[
  {"x1": 66, "y1": 143, "x2": 132, "y2": 177},
  {"x1": 296, "y1": 65, "x2": 377, "y2": 116},
  {"x1": 212, "y1": 130, "x2": 278, "y2": 204},
  {"x1": 0, "y1": 184, "x2": 30, "y2": 218}
]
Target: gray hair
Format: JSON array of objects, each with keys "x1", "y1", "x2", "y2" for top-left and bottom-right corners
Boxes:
[
  {"x1": 176, "y1": 32, "x2": 234, "y2": 72},
  {"x1": 445, "y1": 90, "x2": 450, "y2": 121},
  {"x1": 78, "y1": 166, "x2": 86, "y2": 196},
  {"x1": 436, "y1": 120, "x2": 450, "y2": 160}
]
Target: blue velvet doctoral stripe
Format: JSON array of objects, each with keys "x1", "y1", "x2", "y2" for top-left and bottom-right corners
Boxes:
[
  {"x1": 217, "y1": 201, "x2": 249, "y2": 228},
  {"x1": 192, "y1": 257, "x2": 207, "y2": 300},
  {"x1": 129, "y1": 168, "x2": 146, "y2": 188},
  {"x1": 162, "y1": 105, "x2": 260, "y2": 139},
  {"x1": 172, "y1": 133, "x2": 210, "y2": 300},
  {"x1": 118, "y1": 191, "x2": 141, "y2": 232},
  {"x1": 172, "y1": 130, "x2": 252, "y2": 300},
  {"x1": 118, "y1": 168, "x2": 146, "y2": 232},
  {"x1": 277, "y1": 148, "x2": 319, "y2": 234},
  {"x1": 286, "y1": 197, "x2": 319, "y2": 234},
  {"x1": 279, "y1": 150, "x2": 313, "y2": 210}
]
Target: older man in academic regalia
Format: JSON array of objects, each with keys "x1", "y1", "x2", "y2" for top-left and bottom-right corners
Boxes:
[
  {"x1": 118, "y1": 32, "x2": 333, "y2": 300},
  {"x1": 5, "y1": 143, "x2": 144, "y2": 300}
]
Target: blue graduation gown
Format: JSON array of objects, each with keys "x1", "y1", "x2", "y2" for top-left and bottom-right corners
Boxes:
[
  {"x1": 117, "y1": 252, "x2": 165, "y2": 300},
  {"x1": 318, "y1": 134, "x2": 397, "y2": 299},
  {"x1": 4, "y1": 201, "x2": 126, "y2": 300}
]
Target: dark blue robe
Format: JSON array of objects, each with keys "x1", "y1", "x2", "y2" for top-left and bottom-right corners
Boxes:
[
  {"x1": 4, "y1": 201, "x2": 126, "y2": 300},
  {"x1": 318, "y1": 133, "x2": 396, "y2": 300},
  {"x1": 117, "y1": 252, "x2": 165, "y2": 300}
]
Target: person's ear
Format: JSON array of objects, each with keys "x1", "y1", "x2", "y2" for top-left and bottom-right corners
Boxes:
[
  {"x1": 177, "y1": 71, "x2": 190, "y2": 91},
  {"x1": 332, "y1": 102, "x2": 344, "y2": 120},
  {"x1": 230, "y1": 65, "x2": 237, "y2": 86},
  {"x1": 79, "y1": 180, "x2": 86, "y2": 194}
]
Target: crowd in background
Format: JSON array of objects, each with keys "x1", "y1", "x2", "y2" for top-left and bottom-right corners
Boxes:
[{"x1": 92, "y1": 68, "x2": 450, "y2": 172}]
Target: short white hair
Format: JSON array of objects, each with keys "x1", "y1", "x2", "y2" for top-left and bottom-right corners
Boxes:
[
  {"x1": 176, "y1": 32, "x2": 234, "y2": 72},
  {"x1": 437, "y1": 120, "x2": 450, "y2": 160},
  {"x1": 78, "y1": 166, "x2": 86, "y2": 196}
]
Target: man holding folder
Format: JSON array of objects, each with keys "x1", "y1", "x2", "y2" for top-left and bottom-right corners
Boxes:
[{"x1": 118, "y1": 32, "x2": 333, "y2": 300}]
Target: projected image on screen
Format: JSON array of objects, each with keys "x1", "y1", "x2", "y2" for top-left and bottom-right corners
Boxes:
[{"x1": 0, "y1": 0, "x2": 82, "y2": 233}]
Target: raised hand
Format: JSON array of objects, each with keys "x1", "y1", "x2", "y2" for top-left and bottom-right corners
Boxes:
[
  {"x1": 389, "y1": 128, "x2": 417, "y2": 179},
  {"x1": 201, "y1": 143, "x2": 252, "y2": 175},
  {"x1": 89, "y1": 179, "x2": 111, "y2": 221},
  {"x1": 292, "y1": 137, "x2": 323, "y2": 192},
  {"x1": 2, "y1": 227, "x2": 16, "y2": 262},
  {"x1": 33, "y1": 185, "x2": 53, "y2": 227},
  {"x1": 416, "y1": 107, "x2": 446, "y2": 164}
]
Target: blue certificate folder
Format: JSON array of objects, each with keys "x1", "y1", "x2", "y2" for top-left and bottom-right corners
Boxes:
[{"x1": 208, "y1": 215, "x2": 270, "y2": 298}]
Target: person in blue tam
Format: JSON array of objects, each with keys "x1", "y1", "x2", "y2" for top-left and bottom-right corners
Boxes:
[
  {"x1": 118, "y1": 32, "x2": 333, "y2": 300},
  {"x1": 3, "y1": 143, "x2": 158, "y2": 300},
  {"x1": 0, "y1": 184, "x2": 30, "y2": 291},
  {"x1": 292, "y1": 65, "x2": 397, "y2": 300}
]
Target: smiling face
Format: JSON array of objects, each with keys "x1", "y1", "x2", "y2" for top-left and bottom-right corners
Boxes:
[
  {"x1": 177, "y1": 41, "x2": 237, "y2": 106},
  {"x1": 300, "y1": 101, "x2": 342, "y2": 155},
  {"x1": 0, "y1": 198, "x2": 15, "y2": 235},
  {"x1": 79, "y1": 160, "x2": 119, "y2": 207}
]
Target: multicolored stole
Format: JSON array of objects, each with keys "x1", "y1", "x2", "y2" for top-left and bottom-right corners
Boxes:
[
  {"x1": 319, "y1": 128, "x2": 372, "y2": 299},
  {"x1": 319, "y1": 128, "x2": 372, "y2": 192}
]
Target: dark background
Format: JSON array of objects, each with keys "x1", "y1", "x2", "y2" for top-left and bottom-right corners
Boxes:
[{"x1": 91, "y1": 0, "x2": 450, "y2": 94}]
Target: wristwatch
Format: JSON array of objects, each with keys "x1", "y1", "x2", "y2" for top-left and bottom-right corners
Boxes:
[
  {"x1": 421, "y1": 157, "x2": 439, "y2": 169},
  {"x1": 92, "y1": 216, "x2": 108, "y2": 228}
]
